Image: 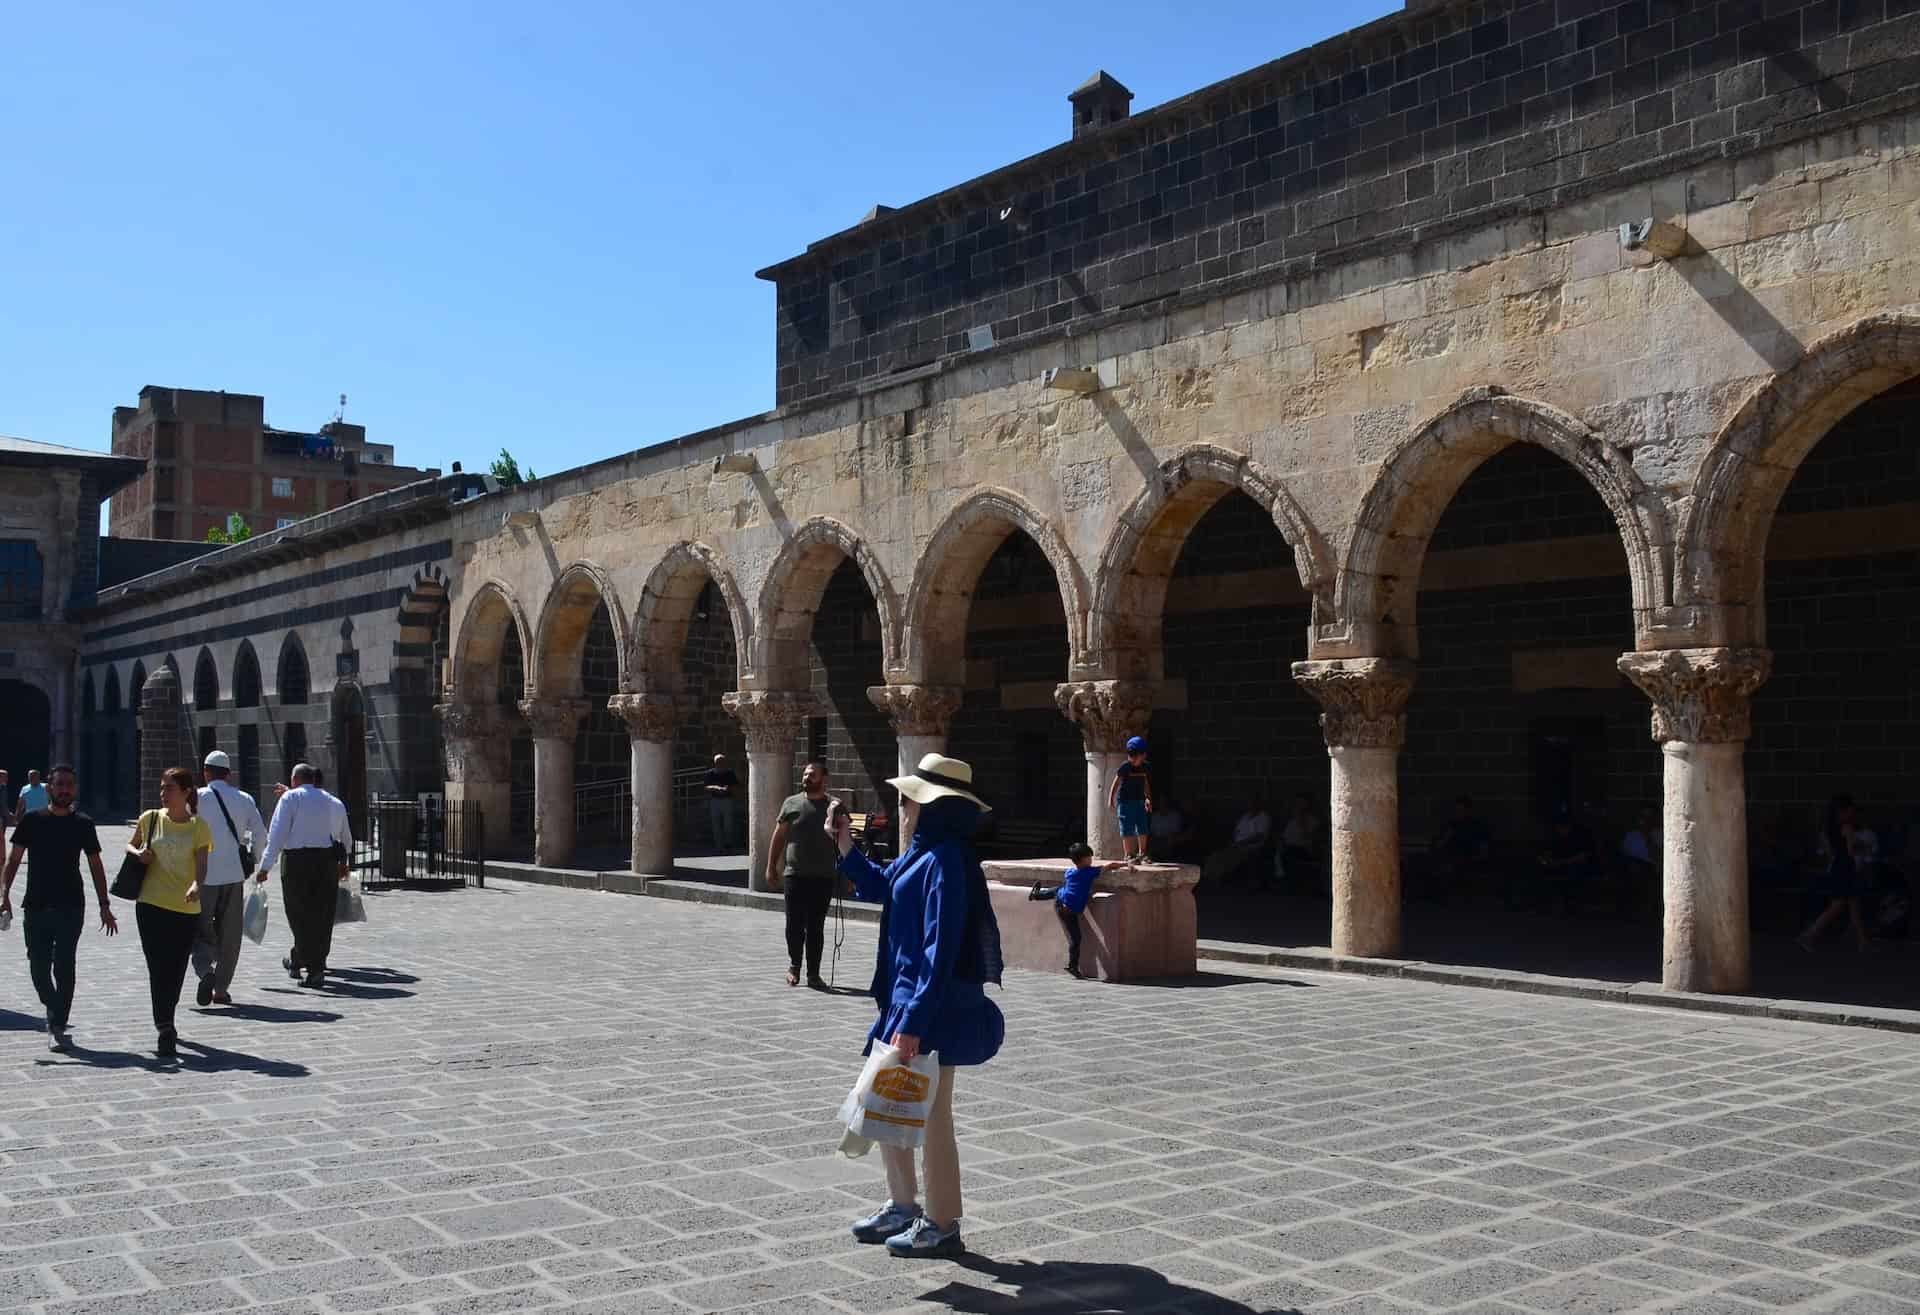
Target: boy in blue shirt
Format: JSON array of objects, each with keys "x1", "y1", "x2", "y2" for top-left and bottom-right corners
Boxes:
[
  {"x1": 1027, "y1": 842, "x2": 1116, "y2": 979},
  {"x1": 1105, "y1": 736, "x2": 1152, "y2": 864}
]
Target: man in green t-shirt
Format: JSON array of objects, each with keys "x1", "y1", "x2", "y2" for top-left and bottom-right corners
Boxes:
[{"x1": 766, "y1": 761, "x2": 840, "y2": 989}]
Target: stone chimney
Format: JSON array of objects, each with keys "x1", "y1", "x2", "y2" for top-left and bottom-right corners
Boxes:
[{"x1": 1069, "y1": 71, "x2": 1132, "y2": 139}]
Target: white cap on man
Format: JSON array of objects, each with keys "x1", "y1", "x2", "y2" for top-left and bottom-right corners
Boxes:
[{"x1": 203, "y1": 750, "x2": 232, "y2": 770}]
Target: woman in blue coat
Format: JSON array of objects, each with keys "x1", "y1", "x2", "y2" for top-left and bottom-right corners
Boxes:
[{"x1": 830, "y1": 752, "x2": 1003, "y2": 1259}]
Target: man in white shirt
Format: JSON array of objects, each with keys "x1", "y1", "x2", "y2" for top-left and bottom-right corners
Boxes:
[
  {"x1": 255, "y1": 762, "x2": 352, "y2": 989},
  {"x1": 1201, "y1": 796, "x2": 1273, "y2": 885},
  {"x1": 195, "y1": 751, "x2": 265, "y2": 1006}
]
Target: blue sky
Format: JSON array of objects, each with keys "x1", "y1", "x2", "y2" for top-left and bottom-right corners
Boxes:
[{"x1": 3, "y1": 1, "x2": 1396, "y2": 499}]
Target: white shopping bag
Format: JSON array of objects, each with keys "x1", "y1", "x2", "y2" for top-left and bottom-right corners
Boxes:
[
  {"x1": 334, "y1": 875, "x2": 368, "y2": 925},
  {"x1": 242, "y1": 884, "x2": 270, "y2": 946},
  {"x1": 837, "y1": 1042, "x2": 940, "y2": 1153}
]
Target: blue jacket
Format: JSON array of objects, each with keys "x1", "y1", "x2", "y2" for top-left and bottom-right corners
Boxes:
[{"x1": 837, "y1": 798, "x2": 1004, "y2": 1067}]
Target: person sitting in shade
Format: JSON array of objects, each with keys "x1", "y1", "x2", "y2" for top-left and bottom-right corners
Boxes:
[{"x1": 1201, "y1": 794, "x2": 1271, "y2": 886}]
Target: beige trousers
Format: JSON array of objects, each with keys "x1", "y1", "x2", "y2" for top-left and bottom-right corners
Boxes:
[{"x1": 882, "y1": 1065, "x2": 960, "y2": 1225}]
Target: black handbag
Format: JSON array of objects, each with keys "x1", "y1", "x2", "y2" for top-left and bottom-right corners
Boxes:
[
  {"x1": 111, "y1": 811, "x2": 153, "y2": 901},
  {"x1": 210, "y1": 785, "x2": 256, "y2": 876}
]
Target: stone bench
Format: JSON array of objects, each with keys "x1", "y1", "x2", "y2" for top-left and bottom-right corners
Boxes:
[{"x1": 984, "y1": 859, "x2": 1201, "y2": 981}]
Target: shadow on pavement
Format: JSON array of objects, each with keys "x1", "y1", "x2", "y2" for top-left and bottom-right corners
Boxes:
[
  {"x1": 1118, "y1": 972, "x2": 1315, "y2": 990},
  {"x1": 326, "y1": 967, "x2": 420, "y2": 985},
  {"x1": 262, "y1": 981, "x2": 415, "y2": 1001},
  {"x1": 924, "y1": 1255, "x2": 1296, "y2": 1314},
  {"x1": 206, "y1": 1002, "x2": 342, "y2": 1024},
  {"x1": 38, "y1": 1040, "x2": 310, "y2": 1077},
  {"x1": 0, "y1": 1009, "x2": 45, "y2": 1032}
]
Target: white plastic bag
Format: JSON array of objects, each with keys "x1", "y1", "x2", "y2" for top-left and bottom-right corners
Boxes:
[
  {"x1": 333, "y1": 875, "x2": 368, "y2": 925},
  {"x1": 242, "y1": 884, "x2": 270, "y2": 946},
  {"x1": 837, "y1": 1042, "x2": 940, "y2": 1153}
]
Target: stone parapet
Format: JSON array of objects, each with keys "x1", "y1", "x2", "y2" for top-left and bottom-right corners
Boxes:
[{"x1": 984, "y1": 858, "x2": 1199, "y2": 981}]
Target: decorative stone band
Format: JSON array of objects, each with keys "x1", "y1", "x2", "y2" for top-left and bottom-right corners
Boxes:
[
  {"x1": 1617, "y1": 647, "x2": 1772, "y2": 745},
  {"x1": 607, "y1": 693, "x2": 681, "y2": 743},
  {"x1": 517, "y1": 697, "x2": 588, "y2": 743},
  {"x1": 866, "y1": 684, "x2": 963, "y2": 737},
  {"x1": 721, "y1": 690, "x2": 817, "y2": 752},
  {"x1": 1290, "y1": 658, "x2": 1417, "y2": 750},
  {"x1": 1053, "y1": 679, "x2": 1156, "y2": 753},
  {"x1": 435, "y1": 702, "x2": 510, "y2": 782}
]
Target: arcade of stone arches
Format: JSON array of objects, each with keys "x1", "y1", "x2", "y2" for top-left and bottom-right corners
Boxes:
[{"x1": 441, "y1": 313, "x2": 1920, "y2": 998}]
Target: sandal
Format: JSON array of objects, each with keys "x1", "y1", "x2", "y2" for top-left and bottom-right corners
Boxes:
[{"x1": 786, "y1": 968, "x2": 800, "y2": 987}]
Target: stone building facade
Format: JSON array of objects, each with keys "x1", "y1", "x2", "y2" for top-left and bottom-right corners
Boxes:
[
  {"x1": 440, "y1": 0, "x2": 1920, "y2": 996},
  {"x1": 73, "y1": 475, "x2": 484, "y2": 825}
]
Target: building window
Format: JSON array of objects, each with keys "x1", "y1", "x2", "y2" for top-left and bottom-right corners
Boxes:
[
  {"x1": 271, "y1": 477, "x2": 293, "y2": 498},
  {"x1": 0, "y1": 540, "x2": 44, "y2": 619},
  {"x1": 276, "y1": 517, "x2": 297, "y2": 530}
]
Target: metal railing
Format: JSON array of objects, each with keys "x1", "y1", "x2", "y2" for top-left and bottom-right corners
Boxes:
[
  {"x1": 508, "y1": 767, "x2": 716, "y2": 852},
  {"x1": 352, "y1": 796, "x2": 485, "y2": 889}
]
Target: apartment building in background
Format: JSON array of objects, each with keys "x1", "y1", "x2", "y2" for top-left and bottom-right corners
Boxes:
[{"x1": 107, "y1": 385, "x2": 438, "y2": 541}]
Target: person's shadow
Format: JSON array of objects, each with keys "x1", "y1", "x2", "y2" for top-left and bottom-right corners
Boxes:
[
  {"x1": 326, "y1": 967, "x2": 420, "y2": 985},
  {"x1": 920, "y1": 1256, "x2": 1300, "y2": 1314},
  {"x1": 0, "y1": 1008, "x2": 44, "y2": 1032},
  {"x1": 37, "y1": 1038, "x2": 309, "y2": 1078},
  {"x1": 209, "y1": 1001, "x2": 342, "y2": 1024}
]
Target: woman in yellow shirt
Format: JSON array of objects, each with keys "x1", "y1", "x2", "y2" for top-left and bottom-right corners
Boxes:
[{"x1": 125, "y1": 766, "x2": 209, "y2": 1057}]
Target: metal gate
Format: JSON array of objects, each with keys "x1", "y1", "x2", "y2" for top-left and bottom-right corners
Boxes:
[{"x1": 353, "y1": 796, "x2": 485, "y2": 889}]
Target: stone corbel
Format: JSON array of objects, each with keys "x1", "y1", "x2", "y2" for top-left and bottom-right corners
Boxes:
[
  {"x1": 1290, "y1": 658, "x2": 1417, "y2": 749},
  {"x1": 1617, "y1": 647, "x2": 1772, "y2": 744},
  {"x1": 721, "y1": 690, "x2": 815, "y2": 752},
  {"x1": 1053, "y1": 679, "x2": 1156, "y2": 752},
  {"x1": 866, "y1": 684, "x2": 963, "y2": 737},
  {"x1": 607, "y1": 692, "x2": 683, "y2": 744},
  {"x1": 518, "y1": 697, "x2": 587, "y2": 743}
]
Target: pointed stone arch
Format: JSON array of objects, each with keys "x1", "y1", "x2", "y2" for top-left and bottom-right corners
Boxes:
[
  {"x1": 232, "y1": 640, "x2": 262, "y2": 709},
  {"x1": 1090, "y1": 443, "x2": 1333, "y2": 679},
  {"x1": 452, "y1": 580, "x2": 531, "y2": 706},
  {"x1": 631, "y1": 541, "x2": 754, "y2": 693},
  {"x1": 533, "y1": 562, "x2": 629, "y2": 699},
  {"x1": 193, "y1": 647, "x2": 221, "y2": 709},
  {"x1": 392, "y1": 563, "x2": 452, "y2": 690},
  {"x1": 1678, "y1": 311, "x2": 1920, "y2": 647},
  {"x1": 1339, "y1": 387, "x2": 1668, "y2": 659},
  {"x1": 756, "y1": 517, "x2": 902, "y2": 689},
  {"x1": 901, "y1": 488, "x2": 1091, "y2": 687},
  {"x1": 104, "y1": 666, "x2": 122, "y2": 715},
  {"x1": 276, "y1": 632, "x2": 312, "y2": 707}
]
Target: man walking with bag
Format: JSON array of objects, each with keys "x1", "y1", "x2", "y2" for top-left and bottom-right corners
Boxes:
[
  {"x1": 254, "y1": 763, "x2": 351, "y2": 989},
  {"x1": 194, "y1": 751, "x2": 264, "y2": 1007},
  {"x1": 0, "y1": 765, "x2": 117, "y2": 1051}
]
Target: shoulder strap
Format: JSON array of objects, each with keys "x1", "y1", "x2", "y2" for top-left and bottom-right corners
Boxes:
[{"x1": 209, "y1": 783, "x2": 242, "y2": 846}]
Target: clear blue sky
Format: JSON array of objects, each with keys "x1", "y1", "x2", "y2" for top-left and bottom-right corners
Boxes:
[{"x1": 4, "y1": 1, "x2": 1396, "y2": 503}]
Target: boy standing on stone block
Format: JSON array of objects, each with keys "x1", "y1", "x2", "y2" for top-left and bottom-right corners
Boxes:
[
  {"x1": 1028, "y1": 843, "x2": 1117, "y2": 979},
  {"x1": 1105, "y1": 735, "x2": 1152, "y2": 863}
]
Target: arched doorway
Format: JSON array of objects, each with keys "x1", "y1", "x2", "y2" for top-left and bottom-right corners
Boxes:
[
  {"x1": 0, "y1": 680, "x2": 52, "y2": 808},
  {"x1": 128, "y1": 662, "x2": 148, "y2": 816},
  {"x1": 193, "y1": 648, "x2": 221, "y2": 765},
  {"x1": 233, "y1": 641, "x2": 262, "y2": 799},
  {"x1": 529, "y1": 566, "x2": 627, "y2": 867},
  {"x1": 330, "y1": 684, "x2": 369, "y2": 839}
]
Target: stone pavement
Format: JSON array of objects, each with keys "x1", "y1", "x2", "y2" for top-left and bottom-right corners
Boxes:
[{"x1": 1, "y1": 844, "x2": 1918, "y2": 1313}]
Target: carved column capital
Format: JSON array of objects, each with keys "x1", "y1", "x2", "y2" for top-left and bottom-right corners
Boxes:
[
  {"x1": 518, "y1": 697, "x2": 587, "y2": 742},
  {"x1": 867, "y1": 684, "x2": 963, "y2": 737},
  {"x1": 1618, "y1": 647, "x2": 1772, "y2": 744},
  {"x1": 1053, "y1": 680, "x2": 1156, "y2": 753},
  {"x1": 607, "y1": 693, "x2": 681, "y2": 743},
  {"x1": 1291, "y1": 658, "x2": 1417, "y2": 750},
  {"x1": 436, "y1": 702, "x2": 509, "y2": 783},
  {"x1": 721, "y1": 690, "x2": 815, "y2": 752}
]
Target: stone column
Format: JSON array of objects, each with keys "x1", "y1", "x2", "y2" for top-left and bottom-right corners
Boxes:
[
  {"x1": 438, "y1": 702, "x2": 513, "y2": 858},
  {"x1": 1618, "y1": 647, "x2": 1772, "y2": 995},
  {"x1": 722, "y1": 691, "x2": 814, "y2": 892},
  {"x1": 519, "y1": 698, "x2": 586, "y2": 869},
  {"x1": 868, "y1": 684, "x2": 963, "y2": 779},
  {"x1": 1291, "y1": 658, "x2": 1416, "y2": 959},
  {"x1": 609, "y1": 693, "x2": 680, "y2": 877},
  {"x1": 1055, "y1": 680, "x2": 1156, "y2": 862}
]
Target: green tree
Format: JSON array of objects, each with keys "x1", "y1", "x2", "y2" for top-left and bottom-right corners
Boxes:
[
  {"x1": 490, "y1": 448, "x2": 536, "y2": 487},
  {"x1": 205, "y1": 513, "x2": 254, "y2": 545}
]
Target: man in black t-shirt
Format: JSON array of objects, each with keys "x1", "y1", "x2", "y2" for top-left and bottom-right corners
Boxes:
[
  {"x1": 1, "y1": 765, "x2": 118, "y2": 1052},
  {"x1": 766, "y1": 761, "x2": 839, "y2": 989},
  {"x1": 703, "y1": 754, "x2": 741, "y2": 849}
]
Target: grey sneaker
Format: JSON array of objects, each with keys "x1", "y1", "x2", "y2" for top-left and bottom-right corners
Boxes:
[
  {"x1": 885, "y1": 1215, "x2": 963, "y2": 1258},
  {"x1": 851, "y1": 1200, "x2": 922, "y2": 1244}
]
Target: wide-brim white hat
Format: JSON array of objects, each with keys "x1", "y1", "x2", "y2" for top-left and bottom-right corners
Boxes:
[{"x1": 888, "y1": 753, "x2": 991, "y2": 811}]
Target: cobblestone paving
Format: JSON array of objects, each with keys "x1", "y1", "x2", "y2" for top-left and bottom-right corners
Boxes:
[{"x1": 2, "y1": 858, "x2": 1919, "y2": 1314}]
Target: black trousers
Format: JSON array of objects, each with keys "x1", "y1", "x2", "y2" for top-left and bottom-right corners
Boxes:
[
  {"x1": 24, "y1": 905, "x2": 84, "y2": 1030},
  {"x1": 784, "y1": 875, "x2": 834, "y2": 977},
  {"x1": 135, "y1": 902, "x2": 198, "y2": 1033},
  {"x1": 1056, "y1": 902, "x2": 1084, "y2": 972},
  {"x1": 282, "y1": 849, "x2": 338, "y2": 977}
]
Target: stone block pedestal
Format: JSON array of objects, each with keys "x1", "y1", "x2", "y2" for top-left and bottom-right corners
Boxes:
[{"x1": 983, "y1": 859, "x2": 1201, "y2": 981}]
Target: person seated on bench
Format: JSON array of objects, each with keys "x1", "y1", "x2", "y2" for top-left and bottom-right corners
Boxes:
[
  {"x1": 1418, "y1": 796, "x2": 1491, "y2": 904},
  {"x1": 1147, "y1": 796, "x2": 1197, "y2": 862},
  {"x1": 1519, "y1": 805, "x2": 1596, "y2": 914},
  {"x1": 1274, "y1": 792, "x2": 1321, "y2": 892},
  {"x1": 1201, "y1": 795, "x2": 1271, "y2": 887}
]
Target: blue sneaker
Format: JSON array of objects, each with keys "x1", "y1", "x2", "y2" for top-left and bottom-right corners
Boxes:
[
  {"x1": 851, "y1": 1200, "x2": 921, "y2": 1244},
  {"x1": 885, "y1": 1215, "x2": 964, "y2": 1258}
]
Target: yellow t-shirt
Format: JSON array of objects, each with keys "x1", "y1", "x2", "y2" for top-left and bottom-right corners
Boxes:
[{"x1": 136, "y1": 811, "x2": 212, "y2": 914}]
